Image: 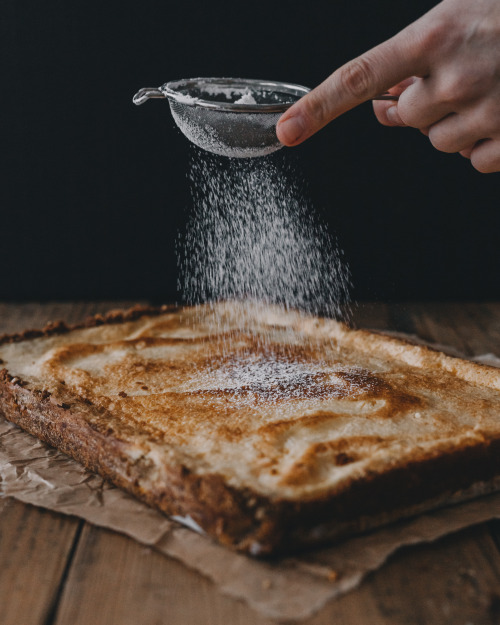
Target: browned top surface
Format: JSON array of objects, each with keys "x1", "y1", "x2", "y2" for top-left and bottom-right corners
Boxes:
[{"x1": 1, "y1": 302, "x2": 499, "y2": 499}]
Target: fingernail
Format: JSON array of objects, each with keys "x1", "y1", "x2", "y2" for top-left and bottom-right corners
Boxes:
[
  {"x1": 277, "y1": 115, "x2": 306, "y2": 146},
  {"x1": 386, "y1": 106, "x2": 402, "y2": 125}
]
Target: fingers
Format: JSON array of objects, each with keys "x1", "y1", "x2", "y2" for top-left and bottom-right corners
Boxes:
[
  {"x1": 427, "y1": 112, "x2": 489, "y2": 153},
  {"x1": 372, "y1": 76, "x2": 500, "y2": 173},
  {"x1": 375, "y1": 91, "x2": 500, "y2": 173},
  {"x1": 373, "y1": 100, "x2": 405, "y2": 127},
  {"x1": 373, "y1": 76, "x2": 454, "y2": 130},
  {"x1": 275, "y1": 0, "x2": 500, "y2": 173},
  {"x1": 277, "y1": 23, "x2": 431, "y2": 146},
  {"x1": 416, "y1": 118, "x2": 500, "y2": 173},
  {"x1": 373, "y1": 71, "x2": 461, "y2": 130},
  {"x1": 397, "y1": 77, "x2": 457, "y2": 129},
  {"x1": 372, "y1": 78, "x2": 417, "y2": 126},
  {"x1": 458, "y1": 140, "x2": 500, "y2": 173},
  {"x1": 469, "y1": 139, "x2": 500, "y2": 173},
  {"x1": 372, "y1": 102, "x2": 405, "y2": 126}
]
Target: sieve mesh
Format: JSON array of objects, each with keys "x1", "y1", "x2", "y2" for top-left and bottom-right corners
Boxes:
[
  {"x1": 133, "y1": 78, "x2": 310, "y2": 158},
  {"x1": 169, "y1": 101, "x2": 282, "y2": 158}
]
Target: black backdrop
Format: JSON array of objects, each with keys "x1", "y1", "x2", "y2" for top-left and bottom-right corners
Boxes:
[{"x1": 2, "y1": 0, "x2": 499, "y2": 302}]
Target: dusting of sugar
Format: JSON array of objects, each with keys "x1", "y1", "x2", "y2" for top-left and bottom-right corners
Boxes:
[{"x1": 183, "y1": 348, "x2": 371, "y2": 410}]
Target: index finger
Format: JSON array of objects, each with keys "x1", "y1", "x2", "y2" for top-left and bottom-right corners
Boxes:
[{"x1": 276, "y1": 22, "x2": 431, "y2": 146}]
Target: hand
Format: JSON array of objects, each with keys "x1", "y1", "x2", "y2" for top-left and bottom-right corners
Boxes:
[{"x1": 276, "y1": 0, "x2": 500, "y2": 173}]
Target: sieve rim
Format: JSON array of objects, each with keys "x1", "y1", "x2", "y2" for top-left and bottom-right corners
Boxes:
[{"x1": 161, "y1": 77, "x2": 310, "y2": 113}]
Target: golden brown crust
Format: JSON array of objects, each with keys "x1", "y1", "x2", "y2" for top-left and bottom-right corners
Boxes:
[
  {"x1": 2, "y1": 368, "x2": 500, "y2": 556},
  {"x1": 0, "y1": 370, "x2": 272, "y2": 551},
  {"x1": 0, "y1": 304, "x2": 180, "y2": 346},
  {"x1": 1, "y1": 303, "x2": 500, "y2": 556}
]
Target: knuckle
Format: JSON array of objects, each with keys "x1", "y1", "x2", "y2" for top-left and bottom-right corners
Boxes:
[
  {"x1": 434, "y1": 75, "x2": 464, "y2": 107},
  {"x1": 339, "y1": 57, "x2": 376, "y2": 101},
  {"x1": 300, "y1": 92, "x2": 330, "y2": 127},
  {"x1": 434, "y1": 69, "x2": 479, "y2": 108},
  {"x1": 481, "y1": 99, "x2": 500, "y2": 126},
  {"x1": 397, "y1": 108, "x2": 415, "y2": 128},
  {"x1": 428, "y1": 127, "x2": 455, "y2": 153},
  {"x1": 458, "y1": 65, "x2": 491, "y2": 100},
  {"x1": 419, "y1": 17, "x2": 450, "y2": 53},
  {"x1": 396, "y1": 103, "x2": 419, "y2": 129},
  {"x1": 396, "y1": 89, "x2": 423, "y2": 129},
  {"x1": 434, "y1": 61, "x2": 496, "y2": 108}
]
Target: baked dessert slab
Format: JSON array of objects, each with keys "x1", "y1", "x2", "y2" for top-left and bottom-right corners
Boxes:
[{"x1": 0, "y1": 302, "x2": 499, "y2": 556}]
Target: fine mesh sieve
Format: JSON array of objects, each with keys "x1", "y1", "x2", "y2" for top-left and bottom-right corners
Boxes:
[{"x1": 133, "y1": 77, "x2": 311, "y2": 158}]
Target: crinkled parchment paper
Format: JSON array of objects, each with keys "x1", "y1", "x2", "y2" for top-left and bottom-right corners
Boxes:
[{"x1": 1, "y1": 347, "x2": 499, "y2": 621}]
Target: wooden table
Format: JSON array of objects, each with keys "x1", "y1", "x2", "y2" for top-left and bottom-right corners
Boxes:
[{"x1": 1, "y1": 301, "x2": 500, "y2": 625}]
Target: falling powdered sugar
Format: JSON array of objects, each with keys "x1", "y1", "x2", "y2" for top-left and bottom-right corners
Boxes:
[
  {"x1": 177, "y1": 150, "x2": 351, "y2": 337},
  {"x1": 176, "y1": 149, "x2": 353, "y2": 404}
]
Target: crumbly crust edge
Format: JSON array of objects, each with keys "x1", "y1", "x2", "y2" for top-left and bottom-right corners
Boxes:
[{"x1": 0, "y1": 304, "x2": 179, "y2": 346}]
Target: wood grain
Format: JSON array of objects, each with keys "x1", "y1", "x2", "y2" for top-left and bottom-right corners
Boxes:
[
  {"x1": 350, "y1": 301, "x2": 390, "y2": 331},
  {"x1": 53, "y1": 523, "x2": 277, "y2": 625},
  {"x1": 0, "y1": 302, "x2": 144, "y2": 625},
  {"x1": 0, "y1": 498, "x2": 81, "y2": 625},
  {"x1": 314, "y1": 523, "x2": 500, "y2": 625},
  {"x1": 1, "y1": 302, "x2": 500, "y2": 625}
]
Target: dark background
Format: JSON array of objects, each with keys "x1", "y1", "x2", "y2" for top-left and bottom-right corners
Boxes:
[{"x1": 2, "y1": 0, "x2": 498, "y2": 302}]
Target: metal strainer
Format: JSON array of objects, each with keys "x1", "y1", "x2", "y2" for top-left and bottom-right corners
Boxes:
[{"x1": 133, "y1": 77, "x2": 311, "y2": 158}]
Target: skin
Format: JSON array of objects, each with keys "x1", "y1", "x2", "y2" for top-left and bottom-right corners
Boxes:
[{"x1": 276, "y1": 0, "x2": 500, "y2": 173}]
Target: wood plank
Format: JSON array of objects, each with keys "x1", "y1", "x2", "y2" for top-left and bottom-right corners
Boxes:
[
  {"x1": 399, "y1": 301, "x2": 500, "y2": 357},
  {"x1": 389, "y1": 302, "x2": 468, "y2": 351},
  {"x1": 404, "y1": 301, "x2": 500, "y2": 361},
  {"x1": 53, "y1": 523, "x2": 277, "y2": 625},
  {"x1": 52, "y1": 522, "x2": 500, "y2": 625},
  {"x1": 351, "y1": 301, "x2": 391, "y2": 331},
  {"x1": 460, "y1": 302, "x2": 500, "y2": 355},
  {"x1": 0, "y1": 302, "x2": 144, "y2": 625},
  {"x1": 315, "y1": 525, "x2": 500, "y2": 625},
  {"x1": 0, "y1": 498, "x2": 81, "y2": 625}
]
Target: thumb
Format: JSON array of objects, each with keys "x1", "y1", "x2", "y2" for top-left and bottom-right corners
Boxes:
[{"x1": 277, "y1": 22, "x2": 431, "y2": 146}]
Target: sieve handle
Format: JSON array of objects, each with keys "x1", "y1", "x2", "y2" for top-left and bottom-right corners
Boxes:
[
  {"x1": 133, "y1": 88, "x2": 166, "y2": 106},
  {"x1": 373, "y1": 93, "x2": 399, "y2": 101},
  {"x1": 131, "y1": 87, "x2": 398, "y2": 107}
]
